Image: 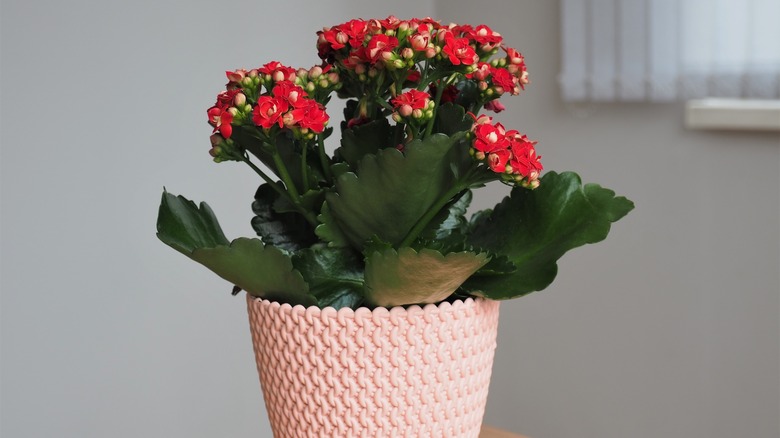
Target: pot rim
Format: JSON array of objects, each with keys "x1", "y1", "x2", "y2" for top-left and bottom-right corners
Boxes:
[{"x1": 246, "y1": 294, "x2": 495, "y2": 322}]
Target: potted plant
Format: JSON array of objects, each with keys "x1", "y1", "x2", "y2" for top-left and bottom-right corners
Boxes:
[{"x1": 156, "y1": 16, "x2": 633, "y2": 437}]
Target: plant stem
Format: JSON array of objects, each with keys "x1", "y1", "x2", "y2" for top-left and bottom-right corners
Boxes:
[
  {"x1": 424, "y1": 73, "x2": 459, "y2": 139},
  {"x1": 271, "y1": 150, "x2": 301, "y2": 202},
  {"x1": 317, "y1": 135, "x2": 333, "y2": 182},
  {"x1": 241, "y1": 154, "x2": 319, "y2": 226},
  {"x1": 241, "y1": 155, "x2": 286, "y2": 197},
  {"x1": 301, "y1": 142, "x2": 310, "y2": 193}
]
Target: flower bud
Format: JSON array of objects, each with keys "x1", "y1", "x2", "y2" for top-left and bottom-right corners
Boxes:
[
  {"x1": 425, "y1": 47, "x2": 437, "y2": 58},
  {"x1": 233, "y1": 93, "x2": 246, "y2": 106},
  {"x1": 392, "y1": 113, "x2": 403, "y2": 123},
  {"x1": 309, "y1": 65, "x2": 323, "y2": 79},
  {"x1": 475, "y1": 151, "x2": 485, "y2": 160},
  {"x1": 327, "y1": 72, "x2": 340, "y2": 84},
  {"x1": 412, "y1": 108, "x2": 423, "y2": 118},
  {"x1": 227, "y1": 107, "x2": 238, "y2": 116},
  {"x1": 401, "y1": 48, "x2": 414, "y2": 59},
  {"x1": 399, "y1": 104, "x2": 413, "y2": 117}
]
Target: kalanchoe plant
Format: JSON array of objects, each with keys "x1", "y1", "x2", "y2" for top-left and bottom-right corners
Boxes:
[{"x1": 157, "y1": 17, "x2": 634, "y2": 309}]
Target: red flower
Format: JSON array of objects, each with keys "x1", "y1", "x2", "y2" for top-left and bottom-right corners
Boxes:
[
  {"x1": 215, "y1": 89, "x2": 241, "y2": 109},
  {"x1": 442, "y1": 34, "x2": 478, "y2": 66},
  {"x1": 258, "y1": 61, "x2": 296, "y2": 82},
  {"x1": 469, "y1": 24, "x2": 502, "y2": 51},
  {"x1": 207, "y1": 107, "x2": 234, "y2": 139},
  {"x1": 380, "y1": 15, "x2": 402, "y2": 30},
  {"x1": 252, "y1": 96, "x2": 289, "y2": 129},
  {"x1": 508, "y1": 132, "x2": 542, "y2": 178},
  {"x1": 487, "y1": 149, "x2": 510, "y2": 173},
  {"x1": 366, "y1": 34, "x2": 398, "y2": 63},
  {"x1": 391, "y1": 89, "x2": 430, "y2": 115},
  {"x1": 473, "y1": 123, "x2": 508, "y2": 153},
  {"x1": 292, "y1": 100, "x2": 329, "y2": 133},
  {"x1": 491, "y1": 67, "x2": 517, "y2": 94},
  {"x1": 225, "y1": 69, "x2": 247, "y2": 84},
  {"x1": 341, "y1": 19, "x2": 369, "y2": 47},
  {"x1": 272, "y1": 82, "x2": 309, "y2": 108}
]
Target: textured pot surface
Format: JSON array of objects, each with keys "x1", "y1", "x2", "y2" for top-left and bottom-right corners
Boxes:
[{"x1": 246, "y1": 296, "x2": 500, "y2": 438}]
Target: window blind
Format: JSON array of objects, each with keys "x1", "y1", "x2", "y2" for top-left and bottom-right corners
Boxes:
[{"x1": 559, "y1": 0, "x2": 780, "y2": 102}]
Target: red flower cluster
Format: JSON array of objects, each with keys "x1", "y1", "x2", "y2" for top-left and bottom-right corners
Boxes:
[
  {"x1": 391, "y1": 89, "x2": 431, "y2": 120},
  {"x1": 317, "y1": 16, "x2": 504, "y2": 72},
  {"x1": 251, "y1": 80, "x2": 328, "y2": 134},
  {"x1": 466, "y1": 46, "x2": 529, "y2": 109},
  {"x1": 471, "y1": 114, "x2": 542, "y2": 187}
]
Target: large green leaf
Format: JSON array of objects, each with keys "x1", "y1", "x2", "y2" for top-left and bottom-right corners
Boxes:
[
  {"x1": 191, "y1": 238, "x2": 315, "y2": 306},
  {"x1": 462, "y1": 171, "x2": 634, "y2": 299},
  {"x1": 364, "y1": 247, "x2": 489, "y2": 307},
  {"x1": 156, "y1": 191, "x2": 229, "y2": 255},
  {"x1": 335, "y1": 118, "x2": 392, "y2": 169},
  {"x1": 325, "y1": 133, "x2": 471, "y2": 249},
  {"x1": 251, "y1": 184, "x2": 318, "y2": 252},
  {"x1": 157, "y1": 191, "x2": 315, "y2": 306},
  {"x1": 292, "y1": 246, "x2": 365, "y2": 309}
]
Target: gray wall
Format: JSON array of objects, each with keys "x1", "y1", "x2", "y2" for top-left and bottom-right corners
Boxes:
[
  {"x1": 1, "y1": 1, "x2": 778, "y2": 437},
  {"x1": 434, "y1": 2, "x2": 780, "y2": 438}
]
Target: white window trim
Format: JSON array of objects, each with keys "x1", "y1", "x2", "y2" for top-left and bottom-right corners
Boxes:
[{"x1": 685, "y1": 99, "x2": 780, "y2": 131}]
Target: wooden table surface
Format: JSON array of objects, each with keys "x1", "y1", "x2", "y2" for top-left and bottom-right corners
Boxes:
[{"x1": 480, "y1": 425, "x2": 529, "y2": 438}]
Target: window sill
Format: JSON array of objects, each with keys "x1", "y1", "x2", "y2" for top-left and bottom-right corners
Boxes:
[{"x1": 685, "y1": 99, "x2": 780, "y2": 131}]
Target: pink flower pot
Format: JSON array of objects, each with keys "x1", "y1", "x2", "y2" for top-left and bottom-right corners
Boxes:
[{"x1": 246, "y1": 296, "x2": 500, "y2": 438}]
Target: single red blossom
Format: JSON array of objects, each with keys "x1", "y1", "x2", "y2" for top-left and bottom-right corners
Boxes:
[
  {"x1": 442, "y1": 34, "x2": 478, "y2": 66},
  {"x1": 391, "y1": 89, "x2": 430, "y2": 111},
  {"x1": 469, "y1": 24, "x2": 502, "y2": 50},
  {"x1": 341, "y1": 19, "x2": 369, "y2": 47},
  {"x1": 491, "y1": 67, "x2": 517, "y2": 93},
  {"x1": 380, "y1": 15, "x2": 402, "y2": 30},
  {"x1": 226, "y1": 69, "x2": 247, "y2": 83},
  {"x1": 319, "y1": 28, "x2": 349, "y2": 51},
  {"x1": 207, "y1": 106, "x2": 234, "y2": 139},
  {"x1": 272, "y1": 82, "x2": 309, "y2": 108},
  {"x1": 366, "y1": 34, "x2": 398, "y2": 63},
  {"x1": 473, "y1": 123, "x2": 509, "y2": 153},
  {"x1": 409, "y1": 33, "x2": 431, "y2": 51},
  {"x1": 292, "y1": 100, "x2": 329, "y2": 133},
  {"x1": 215, "y1": 89, "x2": 242, "y2": 109},
  {"x1": 508, "y1": 133, "x2": 542, "y2": 177},
  {"x1": 487, "y1": 149, "x2": 511, "y2": 173},
  {"x1": 252, "y1": 96, "x2": 289, "y2": 129},
  {"x1": 503, "y1": 46, "x2": 525, "y2": 65}
]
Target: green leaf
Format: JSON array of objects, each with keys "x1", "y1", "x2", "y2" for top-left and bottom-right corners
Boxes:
[
  {"x1": 462, "y1": 171, "x2": 634, "y2": 299},
  {"x1": 191, "y1": 238, "x2": 315, "y2": 306},
  {"x1": 292, "y1": 246, "x2": 365, "y2": 309},
  {"x1": 157, "y1": 191, "x2": 315, "y2": 306},
  {"x1": 364, "y1": 247, "x2": 490, "y2": 307},
  {"x1": 434, "y1": 103, "x2": 473, "y2": 136},
  {"x1": 314, "y1": 201, "x2": 351, "y2": 247},
  {"x1": 325, "y1": 133, "x2": 471, "y2": 249},
  {"x1": 156, "y1": 190, "x2": 229, "y2": 255},
  {"x1": 251, "y1": 184, "x2": 317, "y2": 252},
  {"x1": 420, "y1": 190, "x2": 472, "y2": 240},
  {"x1": 335, "y1": 118, "x2": 392, "y2": 169}
]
